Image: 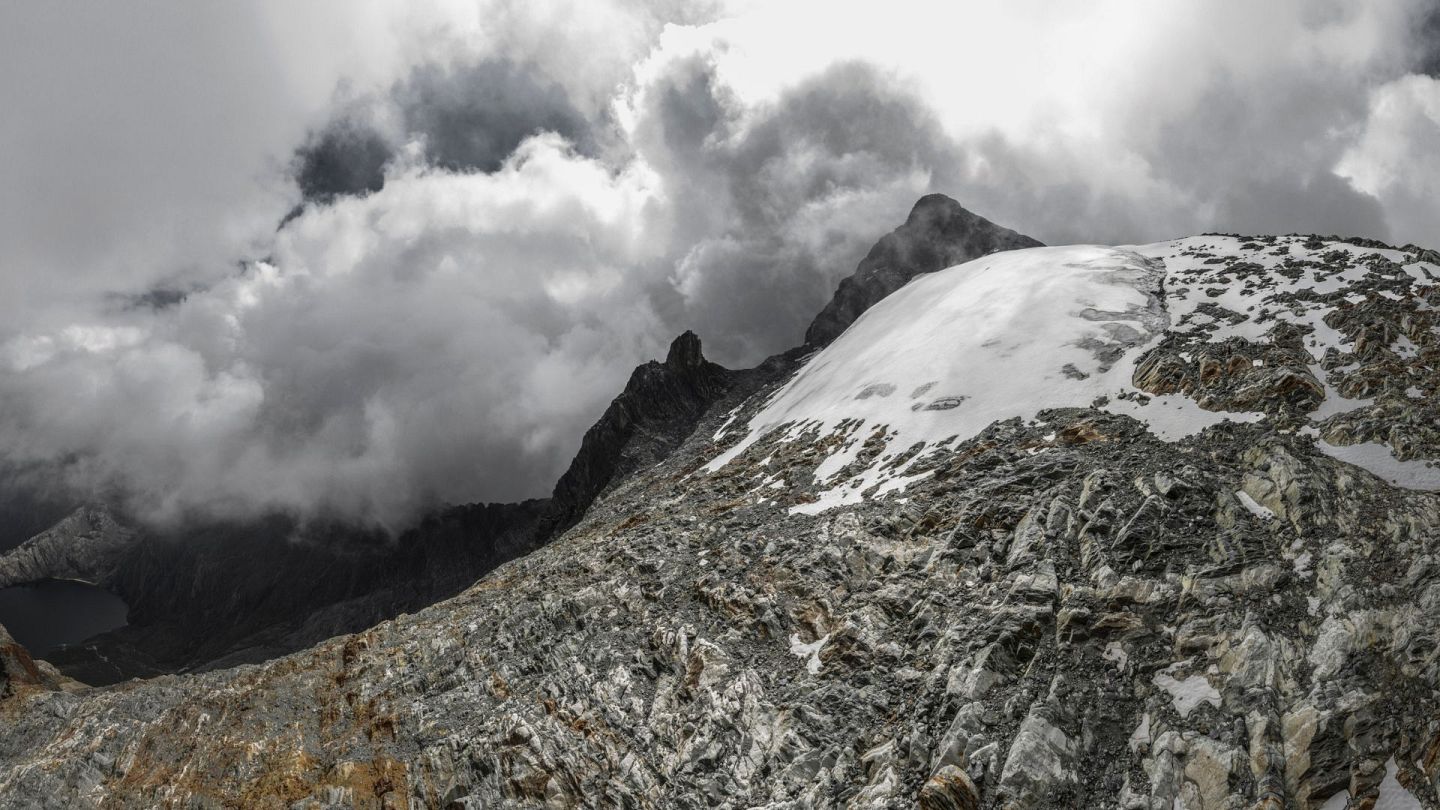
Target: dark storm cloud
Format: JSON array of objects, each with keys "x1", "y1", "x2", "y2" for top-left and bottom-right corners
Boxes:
[
  {"x1": 398, "y1": 60, "x2": 596, "y2": 172},
  {"x1": 1212, "y1": 172, "x2": 1389, "y2": 240},
  {"x1": 633, "y1": 58, "x2": 964, "y2": 362},
  {"x1": 291, "y1": 58, "x2": 598, "y2": 208},
  {"x1": 1143, "y1": 70, "x2": 1390, "y2": 241},
  {"x1": 294, "y1": 121, "x2": 392, "y2": 204},
  {"x1": 120, "y1": 287, "x2": 192, "y2": 312},
  {"x1": 1417, "y1": 1, "x2": 1440, "y2": 76}
]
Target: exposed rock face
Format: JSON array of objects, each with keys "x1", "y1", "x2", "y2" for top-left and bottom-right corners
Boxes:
[
  {"x1": 0, "y1": 332, "x2": 740, "y2": 684},
  {"x1": 547, "y1": 330, "x2": 735, "y2": 529},
  {"x1": 5, "y1": 221, "x2": 1440, "y2": 807},
  {"x1": 803, "y1": 193, "x2": 1042, "y2": 348},
  {"x1": 0, "y1": 506, "x2": 137, "y2": 590}
]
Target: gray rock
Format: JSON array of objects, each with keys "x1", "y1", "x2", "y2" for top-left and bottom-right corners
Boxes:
[{"x1": 997, "y1": 707, "x2": 1079, "y2": 808}]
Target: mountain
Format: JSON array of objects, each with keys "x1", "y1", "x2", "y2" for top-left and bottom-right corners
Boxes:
[
  {"x1": 0, "y1": 196, "x2": 1028, "y2": 685},
  {"x1": 5, "y1": 208, "x2": 1440, "y2": 807},
  {"x1": 804, "y1": 193, "x2": 1042, "y2": 348}
]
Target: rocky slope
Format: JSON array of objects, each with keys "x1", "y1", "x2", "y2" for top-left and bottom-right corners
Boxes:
[{"x1": 4, "y1": 217, "x2": 1440, "y2": 807}]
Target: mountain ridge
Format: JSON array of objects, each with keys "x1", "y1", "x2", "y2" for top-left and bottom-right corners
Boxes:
[
  {"x1": 0, "y1": 195, "x2": 1011, "y2": 684},
  {"x1": 5, "y1": 203, "x2": 1440, "y2": 807}
]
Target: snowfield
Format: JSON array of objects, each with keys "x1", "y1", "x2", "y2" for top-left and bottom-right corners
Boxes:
[{"x1": 708, "y1": 238, "x2": 1440, "y2": 511}]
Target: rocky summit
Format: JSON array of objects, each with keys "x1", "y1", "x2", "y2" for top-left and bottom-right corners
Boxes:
[{"x1": 4, "y1": 201, "x2": 1440, "y2": 808}]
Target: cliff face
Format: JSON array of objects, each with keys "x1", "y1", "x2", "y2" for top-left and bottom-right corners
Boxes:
[
  {"x1": 803, "y1": 193, "x2": 1042, "y2": 348},
  {"x1": 546, "y1": 330, "x2": 736, "y2": 530},
  {"x1": 4, "y1": 232, "x2": 1440, "y2": 807},
  {"x1": 0, "y1": 506, "x2": 136, "y2": 590},
  {"x1": 0, "y1": 622, "x2": 76, "y2": 703}
]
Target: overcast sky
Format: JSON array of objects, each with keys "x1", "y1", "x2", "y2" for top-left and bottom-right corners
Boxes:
[{"x1": 0, "y1": 0, "x2": 1436, "y2": 528}]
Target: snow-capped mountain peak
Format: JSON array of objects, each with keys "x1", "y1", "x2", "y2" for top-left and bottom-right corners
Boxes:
[{"x1": 711, "y1": 235, "x2": 1440, "y2": 512}]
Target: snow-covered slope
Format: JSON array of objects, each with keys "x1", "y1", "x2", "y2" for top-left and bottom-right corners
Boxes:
[
  {"x1": 1135, "y1": 235, "x2": 1440, "y2": 490},
  {"x1": 710, "y1": 236, "x2": 1440, "y2": 511}
]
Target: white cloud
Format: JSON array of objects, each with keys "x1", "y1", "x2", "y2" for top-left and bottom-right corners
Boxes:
[
  {"x1": 1, "y1": 136, "x2": 669, "y2": 526},
  {"x1": 1339, "y1": 74, "x2": 1440, "y2": 245}
]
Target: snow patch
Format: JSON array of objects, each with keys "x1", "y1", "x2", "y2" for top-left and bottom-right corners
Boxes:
[
  {"x1": 1103, "y1": 641, "x2": 1129, "y2": 672},
  {"x1": 1378, "y1": 756, "x2": 1423, "y2": 809},
  {"x1": 1152, "y1": 663, "x2": 1221, "y2": 718},
  {"x1": 1236, "y1": 490, "x2": 1276, "y2": 521},
  {"x1": 1128, "y1": 712, "x2": 1151, "y2": 753},
  {"x1": 788, "y1": 633, "x2": 830, "y2": 675},
  {"x1": 1293, "y1": 550, "x2": 1313, "y2": 579},
  {"x1": 1320, "y1": 757, "x2": 1424, "y2": 809},
  {"x1": 1313, "y1": 437, "x2": 1440, "y2": 491},
  {"x1": 708, "y1": 235, "x2": 1440, "y2": 510}
]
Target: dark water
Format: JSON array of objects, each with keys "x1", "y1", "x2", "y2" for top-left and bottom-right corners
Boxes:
[{"x1": 0, "y1": 580, "x2": 129, "y2": 657}]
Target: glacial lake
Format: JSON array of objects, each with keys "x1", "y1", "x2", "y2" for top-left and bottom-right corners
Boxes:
[{"x1": 0, "y1": 580, "x2": 129, "y2": 657}]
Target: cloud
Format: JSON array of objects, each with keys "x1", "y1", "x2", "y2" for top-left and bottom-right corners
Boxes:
[
  {"x1": 0, "y1": 51, "x2": 960, "y2": 527},
  {"x1": 1338, "y1": 74, "x2": 1440, "y2": 245},
  {"x1": 0, "y1": 137, "x2": 667, "y2": 526},
  {"x1": 399, "y1": 60, "x2": 598, "y2": 172},
  {"x1": 1414, "y1": 1, "x2": 1440, "y2": 76},
  {"x1": 626, "y1": 57, "x2": 961, "y2": 360},
  {"x1": 0, "y1": 0, "x2": 1437, "y2": 530},
  {"x1": 0, "y1": 4, "x2": 293, "y2": 333},
  {"x1": 292, "y1": 57, "x2": 601, "y2": 208},
  {"x1": 294, "y1": 120, "x2": 393, "y2": 205}
]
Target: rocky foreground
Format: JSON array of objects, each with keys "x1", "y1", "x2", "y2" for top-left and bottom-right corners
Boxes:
[{"x1": 5, "y1": 215, "x2": 1440, "y2": 807}]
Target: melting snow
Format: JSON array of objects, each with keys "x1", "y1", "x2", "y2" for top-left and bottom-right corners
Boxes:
[
  {"x1": 788, "y1": 633, "x2": 829, "y2": 675},
  {"x1": 711, "y1": 403, "x2": 745, "y2": 441},
  {"x1": 1152, "y1": 663, "x2": 1221, "y2": 718},
  {"x1": 1235, "y1": 490, "x2": 1276, "y2": 520},
  {"x1": 1128, "y1": 712, "x2": 1151, "y2": 753},
  {"x1": 707, "y1": 237, "x2": 1440, "y2": 508},
  {"x1": 1293, "y1": 551, "x2": 1313, "y2": 578},
  {"x1": 1378, "y1": 757, "x2": 1424, "y2": 809},
  {"x1": 1311, "y1": 435, "x2": 1440, "y2": 492},
  {"x1": 1103, "y1": 641, "x2": 1129, "y2": 672}
]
